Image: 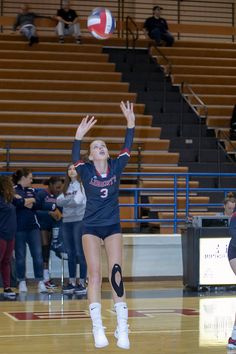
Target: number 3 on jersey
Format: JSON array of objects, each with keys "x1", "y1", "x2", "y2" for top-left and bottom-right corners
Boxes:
[{"x1": 100, "y1": 188, "x2": 108, "y2": 198}]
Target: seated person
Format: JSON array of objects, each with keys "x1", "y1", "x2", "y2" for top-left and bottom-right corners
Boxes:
[
  {"x1": 143, "y1": 5, "x2": 174, "y2": 47},
  {"x1": 12, "y1": 4, "x2": 40, "y2": 46},
  {"x1": 55, "y1": 0, "x2": 81, "y2": 44}
]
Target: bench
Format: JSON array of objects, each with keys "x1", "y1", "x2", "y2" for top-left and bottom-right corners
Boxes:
[
  {"x1": 1, "y1": 15, "x2": 236, "y2": 42},
  {"x1": 0, "y1": 15, "x2": 88, "y2": 30},
  {"x1": 126, "y1": 18, "x2": 236, "y2": 44}
]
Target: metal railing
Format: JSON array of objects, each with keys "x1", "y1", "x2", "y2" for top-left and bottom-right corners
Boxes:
[{"x1": 2, "y1": 170, "x2": 236, "y2": 233}]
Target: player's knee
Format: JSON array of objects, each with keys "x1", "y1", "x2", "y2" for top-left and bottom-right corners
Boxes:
[{"x1": 111, "y1": 263, "x2": 124, "y2": 297}]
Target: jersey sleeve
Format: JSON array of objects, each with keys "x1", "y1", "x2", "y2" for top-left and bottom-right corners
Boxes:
[
  {"x1": 116, "y1": 127, "x2": 135, "y2": 171},
  {"x1": 72, "y1": 139, "x2": 85, "y2": 173},
  {"x1": 36, "y1": 190, "x2": 56, "y2": 211}
]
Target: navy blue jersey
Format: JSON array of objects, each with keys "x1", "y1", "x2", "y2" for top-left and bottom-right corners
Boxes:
[
  {"x1": 13, "y1": 184, "x2": 56, "y2": 231},
  {"x1": 36, "y1": 189, "x2": 61, "y2": 230},
  {"x1": 229, "y1": 211, "x2": 236, "y2": 246},
  {"x1": 72, "y1": 127, "x2": 134, "y2": 227}
]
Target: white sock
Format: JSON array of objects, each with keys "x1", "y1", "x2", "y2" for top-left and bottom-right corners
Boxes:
[
  {"x1": 114, "y1": 302, "x2": 128, "y2": 329},
  {"x1": 89, "y1": 303, "x2": 103, "y2": 328},
  {"x1": 231, "y1": 325, "x2": 236, "y2": 339},
  {"x1": 115, "y1": 302, "x2": 128, "y2": 315},
  {"x1": 43, "y1": 269, "x2": 50, "y2": 281}
]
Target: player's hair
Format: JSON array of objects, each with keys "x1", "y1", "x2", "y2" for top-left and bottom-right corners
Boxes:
[
  {"x1": 63, "y1": 163, "x2": 82, "y2": 194},
  {"x1": 0, "y1": 175, "x2": 15, "y2": 203},
  {"x1": 43, "y1": 176, "x2": 63, "y2": 186},
  {"x1": 223, "y1": 192, "x2": 236, "y2": 205},
  {"x1": 12, "y1": 167, "x2": 32, "y2": 185}
]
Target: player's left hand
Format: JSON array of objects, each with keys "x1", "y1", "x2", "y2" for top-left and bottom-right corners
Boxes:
[{"x1": 120, "y1": 101, "x2": 135, "y2": 128}]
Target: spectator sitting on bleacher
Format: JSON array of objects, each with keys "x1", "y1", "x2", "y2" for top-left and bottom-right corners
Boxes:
[
  {"x1": 55, "y1": 0, "x2": 81, "y2": 44},
  {"x1": 12, "y1": 4, "x2": 40, "y2": 46},
  {"x1": 143, "y1": 5, "x2": 174, "y2": 47}
]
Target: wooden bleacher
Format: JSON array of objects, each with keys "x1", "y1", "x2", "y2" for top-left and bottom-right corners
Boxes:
[
  {"x1": 151, "y1": 41, "x2": 236, "y2": 145},
  {"x1": 1, "y1": 15, "x2": 234, "y2": 232}
]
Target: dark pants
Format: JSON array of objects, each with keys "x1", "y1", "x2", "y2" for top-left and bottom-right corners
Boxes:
[
  {"x1": 15, "y1": 229, "x2": 44, "y2": 281},
  {"x1": 62, "y1": 221, "x2": 87, "y2": 280},
  {"x1": 0, "y1": 239, "x2": 15, "y2": 288},
  {"x1": 149, "y1": 28, "x2": 174, "y2": 47}
]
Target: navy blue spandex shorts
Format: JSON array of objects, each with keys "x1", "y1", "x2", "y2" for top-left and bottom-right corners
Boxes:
[
  {"x1": 228, "y1": 239, "x2": 236, "y2": 261},
  {"x1": 82, "y1": 223, "x2": 121, "y2": 240}
]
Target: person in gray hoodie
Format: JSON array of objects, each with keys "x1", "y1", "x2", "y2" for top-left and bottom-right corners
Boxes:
[{"x1": 57, "y1": 163, "x2": 87, "y2": 295}]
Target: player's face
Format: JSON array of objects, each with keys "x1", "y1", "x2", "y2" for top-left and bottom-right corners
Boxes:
[
  {"x1": 50, "y1": 181, "x2": 63, "y2": 196},
  {"x1": 89, "y1": 140, "x2": 109, "y2": 161},
  {"x1": 67, "y1": 165, "x2": 77, "y2": 179},
  {"x1": 21, "y1": 173, "x2": 33, "y2": 188},
  {"x1": 224, "y1": 201, "x2": 236, "y2": 216}
]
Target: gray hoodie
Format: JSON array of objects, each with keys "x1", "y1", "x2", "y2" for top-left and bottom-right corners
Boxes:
[{"x1": 56, "y1": 180, "x2": 86, "y2": 223}]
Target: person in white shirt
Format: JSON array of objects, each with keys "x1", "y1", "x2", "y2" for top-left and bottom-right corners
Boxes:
[{"x1": 57, "y1": 163, "x2": 87, "y2": 294}]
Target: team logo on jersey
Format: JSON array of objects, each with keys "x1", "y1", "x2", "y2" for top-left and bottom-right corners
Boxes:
[{"x1": 89, "y1": 175, "x2": 116, "y2": 187}]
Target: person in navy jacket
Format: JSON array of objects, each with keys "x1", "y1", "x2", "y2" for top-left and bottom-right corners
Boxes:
[
  {"x1": 12, "y1": 168, "x2": 56, "y2": 294},
  {"x1": 36, "y1": 176, "x2": 63, "y2": 290},
  {"x1": 0, "y1": 176, "x2": 17, "y2": 298},
  {"x1": 72, "y1": 101, "x2": 135, "y2": 350}
]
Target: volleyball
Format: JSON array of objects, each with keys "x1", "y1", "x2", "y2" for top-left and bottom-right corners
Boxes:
[{"x1": 87, "y1": 7, "x2": 116, "y2": 40}]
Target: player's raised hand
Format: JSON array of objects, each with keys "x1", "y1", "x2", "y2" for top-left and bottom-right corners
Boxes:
[
  {"x1": 120, "y1": 101, "x2": 135, "y2": 128},
  {"x1": 75, "y1": 115, "x2": 97, "y2": 140}
]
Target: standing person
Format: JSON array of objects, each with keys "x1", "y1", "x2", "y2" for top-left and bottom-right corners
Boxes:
[
  {"x1": 12, "y1": 168, "x2": 56, "y2": 293},
  {"x1": 56, "y1": 163, "x2": 87, "y2": 295},
  {"x1": 36, "y1": 176, "x2": 63, "y2": 290},
  {"x1": 72, "y1": 101, "x2": 135, "y2": 349},
  {"x1": 227, "y1": 207, "x2": 236, "y2": 349},
  {"x1": 0, "y1": 176, "x2": 17, "y2": 298},
  {"x1": 12, "y1": 4, "x2": 40, "y2": 46},
  {"x1": 143, "y1": 5, "x2": 174, "y2": 47},
  {"x1": 55, "y1": 0, "x2": 81, "y2": 44}
]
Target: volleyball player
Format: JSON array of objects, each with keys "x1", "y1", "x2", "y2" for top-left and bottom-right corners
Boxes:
[
  {"x1": 72, "y1": 101, "x2": 135, "y2": 349},
  {"x1": 36, "y1": 176, "x2": 63, "y2": 289},
  {"x1": 12, "y1": 168, "x2": 56, "y2": 293},
  {"x1": 0, "y1": 176, "x2": 17, "y2": 298}
]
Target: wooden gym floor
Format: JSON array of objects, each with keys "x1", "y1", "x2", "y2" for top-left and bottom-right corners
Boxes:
[{"x1": 0, "y1": 280, "x2": 235, "y2": 354}]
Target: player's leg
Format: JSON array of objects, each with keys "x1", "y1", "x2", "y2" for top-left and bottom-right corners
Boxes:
[
  {"x1": 73, "y1": 221, "x2": 87, "y2": 294},
  {"x1": 62, "y1": 222, "x2": 77, "y2": 293},
  {"x1": 104, "y1": 233, "x2": 130, "y2": 349},
  {"x1": 41, "y1": 230, "x2": 51, "y2": 281},
  {"x1": 82, "y1": 234, "x2": 109, "y2": 348}
]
